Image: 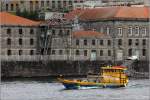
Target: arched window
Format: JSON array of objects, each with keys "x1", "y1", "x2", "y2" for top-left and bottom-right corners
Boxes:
[
  {"x1": 6, "y1": 4, "x2": 9, "y2": 11},
  {"x1": 11, "y1": 4, "x2": 14, "y2": 11}
]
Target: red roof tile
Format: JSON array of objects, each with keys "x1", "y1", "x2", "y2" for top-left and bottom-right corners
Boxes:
[
  {"x1": 73, "y1": 30, "x2": 104, "y2": 38},
  {"x1": 65, "y1": 6, "x2": 150, "y2": 21},
  {"x1": 0, "y1": 12, "x2": 40, "y2": 26}
]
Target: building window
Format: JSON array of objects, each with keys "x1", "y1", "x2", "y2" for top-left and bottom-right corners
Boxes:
[
  {"x1": 58, "y1": 1, "x2": 61, "y2": 8},
  {"x1": 59, "y1": 50, "x2": 63, "y2": 55},
  {"x1": 84, "y1": 50, "x2": 87, "y2": 56},
  {"x1": 59, "y1": 29, "x2": 62, "y2": 36},
  {"x1": 7, "y1": 38, "x2": 11, "y2": 45},
  {"x1": 128, "y1": 49, "x2": 132, "y2": 56},
  {"x1": 52, "y1": 29, "x2": 55, "y2": 35},
  {"x1": 19, "y1": 29, "x2": 23, "y2": 34},
  {"x1": 6, "y1": 4, "x2": 9, "y2": 11},
  {"x1": 30, "y1": 50, "x2": 34, "y2": 55},
  {"x1": 118, "y1": 27, "x2": 123, "y2": 36},
  {"x1": 47, "y1": 48, "x2": 51, "y2": 55},
  {"x1": 100, "y1": 50, "x2": 103, "y2": 56},
  {"x1": 128, "y1": 39, "x2": 132, "y2": 46},
  {"x1": 142, "y1": 27, "x2": 147, "y2": 36},
  {"x1": 30, "y1": 29, "x2": 34, "y2": 34},
  {"x1": 11, "y1": 4, "x2": 14, "y2": 11},
  {"x1": 100, "y1": 40, "x2": 103, "y2": 45},
  {"x1": 118, "y1": 39, "x2": 122, "y2": 46},
  {"x1": 7, "y1": 50, "x2": 11, "y2": 56},
  {"x1": 107, "y1": 40, "x2": 111, "y2": 46},
  {"x1": 7, "y1": 28, "x2": 11, "y2": 35},
  {"x1": 69, "y1": 1, "x2": 72, "y2": 5},
  {"x1": 16, "y1": 4, "x2": 19, "y2": 10},
  {"x1": 128, "y1": 27, "x2": 132, "y2": 36},
  {"x1": 92, "y1": 39, "x2": 95, "y2": 45},
  {"x1": 106, "y1": 27, "x2": 110, "y2": 35},
  {"x1": 52, "y1": 1, "x2": 55, "y2": 8},
  {"x1": 76, "y1": 39, "x2": 79, "y2": 45},
  {"x1": 41, "y1": 1, "x2": 44, "y2": 7},
  {"x1": 135, "y1": 39, "x2": 139, "y2": 46},
  {"x1": 76, "y1": 50, "x2": 80, "y2": 55},
  {"x1": 46, "y1": 1, "x2": 49, "y2": 6},
  {"x1": 36, "y1": 1, "x2": 39, "y2": 4},
  {"x1": 19, "y1": 50, "x2": 22, "y2": 55},
  {"x1": 30, "y1": 39, "x2": 34, "y2": 45},
  {"x1": 135, "y1": 26, "x2": 139, "y2": 36},
  {"x1": 84, "y1": 39, "x2": 87, "y2": 45},
  {"x1": 19, "y1": 38, "x2": 22, "y2": 45},
  {"x1": 108, "y1": 50, "x2": 111, "y2": 56},
  {"x1": 142, "y1": 49, "x2": 146, "y2": 56},
  {"x1": 66, "y1": 50, "x2": 70, "y2": 55},
  {"x1": 142, "y1": 39, "x2": 146, "y2": 46},
  {"x1": 52, "y1": 50, "x2": 55, "y2": 55},
  {"x1": 20, "y1": 1, "x2": 24, "y2": 4}
]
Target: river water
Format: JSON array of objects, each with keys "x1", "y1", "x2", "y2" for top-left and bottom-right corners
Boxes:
[{"x1": 1, "y1": 79, "x2": 150, "y2": 100}]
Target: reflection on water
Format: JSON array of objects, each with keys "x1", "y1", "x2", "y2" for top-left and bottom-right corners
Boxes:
[{"x1": 1, "y1": 79, "x2": 150, "y2": 100}]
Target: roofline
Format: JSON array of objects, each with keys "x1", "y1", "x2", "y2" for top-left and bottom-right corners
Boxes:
[
  {"x1": 80, "y1": 18, "x2": 149, "y2": 22},
  {"x1": 0, "y1": 24, "x2": 40, "y2": 27}
]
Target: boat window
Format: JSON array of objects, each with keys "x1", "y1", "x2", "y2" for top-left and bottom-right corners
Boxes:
[{"x1": 112, "y1": 70, "x2": 114, "y2": 72}]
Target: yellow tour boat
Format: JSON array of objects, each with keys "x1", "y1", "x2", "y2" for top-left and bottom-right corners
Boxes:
[{"x1": 58, "y1": 66, "x2": 128, "y2": 89}]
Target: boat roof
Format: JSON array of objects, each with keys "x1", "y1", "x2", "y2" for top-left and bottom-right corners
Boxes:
[{"x1": 101, "y1": 66, "x2": 127, "y2": 70}]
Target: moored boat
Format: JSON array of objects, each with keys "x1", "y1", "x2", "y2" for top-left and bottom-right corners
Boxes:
[{"x1": 58, "y1": 66, "x2": 128, "y2": 89}]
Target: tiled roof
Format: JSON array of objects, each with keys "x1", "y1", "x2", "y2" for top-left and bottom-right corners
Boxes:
[
  {"x1": 73, "y1": 30, "x2": 104, "y2": 38},
  {"x1": 65, "y1": 6, "x2": 150, "y2": 21},
  {"x1": 0, "y1": 12, "x2": 40, "y2": 26}
]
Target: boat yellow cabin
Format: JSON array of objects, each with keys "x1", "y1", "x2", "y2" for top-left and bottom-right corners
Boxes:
[
  {"x1": 100, "y1": 66, "x2": 128, "y2": 87},
  {"x1": 58, "y1": 66, "x2": 128, "y2": 89}
]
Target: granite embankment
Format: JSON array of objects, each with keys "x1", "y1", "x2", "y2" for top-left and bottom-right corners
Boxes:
[{"x1": 1, "y1": 61, "x2": 149, "y2": 78}]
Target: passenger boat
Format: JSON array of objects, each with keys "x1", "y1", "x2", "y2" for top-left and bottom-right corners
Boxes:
[{"x1": 58, "y1": 66, "x2": 128, "y2": 89}]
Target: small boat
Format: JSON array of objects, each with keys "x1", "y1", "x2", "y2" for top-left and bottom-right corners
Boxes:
[{"x1": 58, "y1": 66, "x2": 128, "y2": 89}]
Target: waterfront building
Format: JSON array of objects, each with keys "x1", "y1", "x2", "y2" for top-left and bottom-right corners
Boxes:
[
  {"x1": 0, "y1": 12, "x2": 40, "y2": 61},
  {"x1": 43, "y1": 6, "x2": 149, "y2": 65},
  {"x1": 1, "y1": 0, "x2": 85, "y2": 13},
  {"x1": 1, "y1": 0, "x2": 149, "y2": 13}
]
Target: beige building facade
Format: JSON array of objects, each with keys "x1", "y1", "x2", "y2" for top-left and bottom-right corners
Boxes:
[
  {"x1": 0, "y1": 12, "x2": 39, "y2": 61},
  {"x1": 1, "y1": 0, "x2": 85, "y2": 12},
  {"x1": 42, "y1": 6, "x2": 149, "y2": 63}
]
